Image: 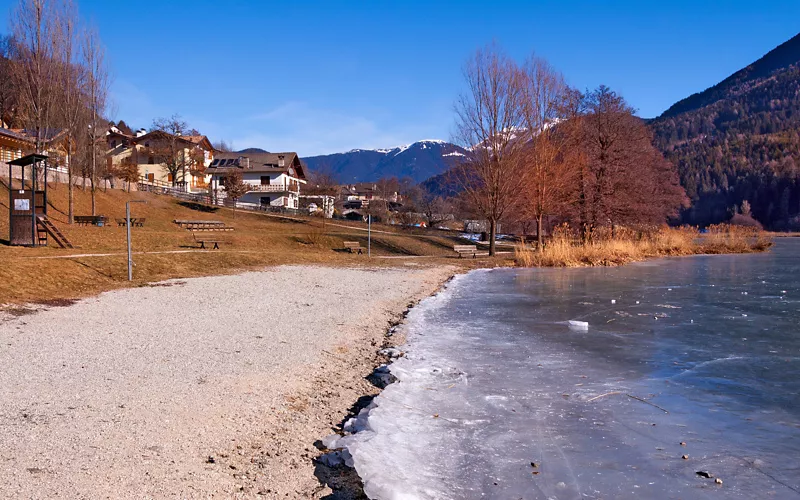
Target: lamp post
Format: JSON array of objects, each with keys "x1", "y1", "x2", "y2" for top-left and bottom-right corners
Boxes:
[{"x1": 126, "y1": 200, "x2": 147, "y2": 281}]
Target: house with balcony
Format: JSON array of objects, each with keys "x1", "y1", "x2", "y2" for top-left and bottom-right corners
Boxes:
[
  {"x1": 105, "y1": 127, "x2": 215, "y2": 193},
  {"x1": 206, "y1": 152, "x2": 306, "y2": 209}
]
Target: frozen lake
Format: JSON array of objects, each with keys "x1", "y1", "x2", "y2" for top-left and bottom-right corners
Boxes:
[{"x1": 336, "y1": 239, "x2": 800, "y2": 499}]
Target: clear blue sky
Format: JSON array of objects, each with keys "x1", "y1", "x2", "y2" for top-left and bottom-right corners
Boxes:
[{"x1": 2, "y1": 0, "x2": 799, "y2": 155}]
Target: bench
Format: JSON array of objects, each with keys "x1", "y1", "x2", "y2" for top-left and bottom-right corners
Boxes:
[
  {"x1": 343, "y1": 241, "x2": 363, "y2": 254},
  {"x1": 75, "y1": 215, "x2": 108, "y2": 226},
  {"x1": 454, "y1": 244, "x2": 478, "y2": 258},
  {"x1": 116, "y1": 218, "x2": 127, "y2": 226}
]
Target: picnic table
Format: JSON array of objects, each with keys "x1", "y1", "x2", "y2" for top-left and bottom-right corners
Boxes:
[
  {"x1": 197, "y1": 240, "x2": 221, "y2": 249},
  {"x1": 116, "y1": 217, "x2": 146, "y2": 227},
  {"x1": 75, "y1": 215, "x2": 108, "y2": 226},
  {"x1": 173, "y1": 219, "x2": 233, "y2": 231}
]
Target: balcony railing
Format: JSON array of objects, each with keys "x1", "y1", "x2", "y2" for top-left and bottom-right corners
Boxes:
[{"x1": 246, "y1": 183, "x2": 299, "y2": 193}]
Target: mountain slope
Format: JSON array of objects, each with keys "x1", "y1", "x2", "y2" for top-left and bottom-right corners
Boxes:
[
  {"x1": 660, "y1": 33, "x2": 800, "y2": 119},
  {"x1": 651, "y1": 32, "x2": 800, "y2": 228},
  {"x1": 302, "y1": 140, "x2": 468, "y2": 183}
]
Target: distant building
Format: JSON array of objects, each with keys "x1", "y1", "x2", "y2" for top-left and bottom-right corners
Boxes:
[
  {"x1": 463, "y1": 220, "x2": 501, "y2": 234},
  {"x1": 206, "y1": 152, "x2": 307, "y2": 209}
]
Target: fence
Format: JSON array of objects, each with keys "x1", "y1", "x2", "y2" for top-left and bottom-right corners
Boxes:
[
  {"x1": 1, "y1": 161, "x2": 124, "y2": 191},
  {"x1": 136, "y1": 179, "x2": 301, "y2": 216}
]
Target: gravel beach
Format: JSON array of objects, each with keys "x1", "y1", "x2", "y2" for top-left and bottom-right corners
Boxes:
[{"x1": 0, "y1": 264, "x2": 454, "y2": 499}]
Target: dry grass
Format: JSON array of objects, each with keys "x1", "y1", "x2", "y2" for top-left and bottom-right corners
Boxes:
[
  {"x1": 514, "y1": 224, "x2": 772, "y2": 268},
  {"x1": 0, "y1": 180, "x2": 480, "y2": 305}
]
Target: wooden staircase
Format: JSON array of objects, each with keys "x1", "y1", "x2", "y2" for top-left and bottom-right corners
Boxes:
[{"x1": 36, "y1": 216, "x2": 74, "y2": 249}]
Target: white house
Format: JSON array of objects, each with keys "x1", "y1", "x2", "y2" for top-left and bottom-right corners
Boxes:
[{"x1": 206, "y1": 152, "x2": 307, "y2": 209}]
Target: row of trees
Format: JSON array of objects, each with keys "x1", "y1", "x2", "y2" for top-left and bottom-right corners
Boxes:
[
  {"x1": 1, "y1": 0, "x2": 110, "y2": 220},
  {"x1": 453, "y1": 45, "x2": 687, "y2": 255}
]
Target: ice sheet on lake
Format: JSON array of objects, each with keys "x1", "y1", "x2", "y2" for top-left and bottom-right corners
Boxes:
[{"x1": 333, "y1": 244, "x2": 800, "y2": 499}]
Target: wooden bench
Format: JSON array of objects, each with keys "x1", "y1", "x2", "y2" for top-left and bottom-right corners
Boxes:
[
  {"x1": 454, "y1": 244, "x2": 478, "y2": 258},
  {"x1": 75, "y1": 215, "x2": 108, "y2": 226},
  {"x1": 343, "y1": 241, "x2": 363, "y2": 254}
]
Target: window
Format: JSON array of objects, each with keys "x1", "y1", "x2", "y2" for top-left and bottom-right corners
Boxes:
[
  {"x1": 111, "y1": 140, "x2": 117, "y2": 148},
  {"x1": 260, "y1": 176, "x2": 270, "y2": 185},
  {"x1": 167, "y1": 173, "x2": 174, "y2": 182},
  {"x1": 260, "y1": 196, "x2": 270, "y2": 206},
  {"x1": 148, "y1": 156, "x2": 154, "y2": 164}
]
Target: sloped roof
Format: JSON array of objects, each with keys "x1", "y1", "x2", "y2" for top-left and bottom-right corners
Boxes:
[
  {"x1": 206, "y1": 152, "x2": 306, "y2": 179},
  {"x1": 13, "y1": 128, "x2": 67, "y2": 144},
  {"x1": 0, "y1": 127, "x2": 33, "y2": 144}
]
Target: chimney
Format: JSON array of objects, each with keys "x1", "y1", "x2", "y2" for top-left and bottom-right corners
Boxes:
[
  {"x1": 136, "y1": 128, "x2": 147, "y2": 137},
  {"x1": 278, "y1": 155, "x2": 285, "y2": 167}
]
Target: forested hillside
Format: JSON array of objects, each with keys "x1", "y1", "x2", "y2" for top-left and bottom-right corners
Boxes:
[{"x1": 651, "y1": 33, "x2": 800, "y2": 229}]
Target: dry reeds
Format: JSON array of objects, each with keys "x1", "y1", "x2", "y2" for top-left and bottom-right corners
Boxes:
[{"x1": 514, "y1": 224, "x2": 772, "y2": 268}]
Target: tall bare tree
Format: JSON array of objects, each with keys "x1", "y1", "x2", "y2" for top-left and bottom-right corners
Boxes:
[
  {"x1": 453, "y1": 44, "x2": 530, "y2": 255},
  {"x1": 519, "y1": 54, "x2": 573, "y2": 249},
  {"x1": 0, "y1": 35, "x2": 20, "y2": 127},
  {"x1": 11, "y1": 0, "x2": 63, "y2": 152},
  {"x1": 55, "y1": 0, "x2": 85, "y2": 223},
  {"x1": 82, "y1": 24, "x2": 109, "y2": 215}
]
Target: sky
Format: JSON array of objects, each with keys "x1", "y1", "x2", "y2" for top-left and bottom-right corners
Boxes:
[{"x1": 2, "y1": 0, "x2": 800, "y2": 156}]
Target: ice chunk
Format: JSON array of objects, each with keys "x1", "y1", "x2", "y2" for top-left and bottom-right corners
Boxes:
[
  {"x1": 568, "y1": 320, "x2": 589, "y2": 331},
  {"x1": 321, "y1": 434, "x2": 340, "y2": 449}
]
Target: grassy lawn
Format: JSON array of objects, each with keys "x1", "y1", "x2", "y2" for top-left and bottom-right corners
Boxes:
[{"x1": 0, "y1": 181, "x2": 494, "y2": 305}]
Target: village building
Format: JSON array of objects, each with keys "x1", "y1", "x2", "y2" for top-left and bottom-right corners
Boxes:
[
  {"x1": 206, "y1": 152, "x2": 306, "y2": 209},
  {"x1": 105, "y1": 127, "x2": 215, "y2": 193},
  {"x1": 0, "y1": 127, "x2": 32, "y2": 164}
]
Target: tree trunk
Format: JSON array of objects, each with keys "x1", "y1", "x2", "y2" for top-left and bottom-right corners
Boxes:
[
  {"x1": 537, "y1": 214, "x2": 544, "y2": 251},
  {"x1": 489, "y1": 218, "x2": 497, "y2": 256},
  {"x1": 67, "y1": 147, "x2": 74, "y2": 224},
  {"x1": 90, "y1": 116, "x2": 97, "y2": 214}
]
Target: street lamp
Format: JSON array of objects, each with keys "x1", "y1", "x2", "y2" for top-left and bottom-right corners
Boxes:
[{"x1": 126, "y1": 200, "x2": 147, "y2": 281}]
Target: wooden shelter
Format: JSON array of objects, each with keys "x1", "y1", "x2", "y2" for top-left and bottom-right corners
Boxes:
[{"x1": 8, "y1": 153, "x2": 49, "y2": 246}]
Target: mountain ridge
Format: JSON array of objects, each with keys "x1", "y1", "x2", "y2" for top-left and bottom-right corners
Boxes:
[{"x1": 302, "y1": 140, "x2": 467, "y2": 184}]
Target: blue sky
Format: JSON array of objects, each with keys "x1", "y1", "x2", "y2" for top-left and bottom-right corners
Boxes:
[{"x1": 2, "y1": 1, "x2": 799, "y2": 155}]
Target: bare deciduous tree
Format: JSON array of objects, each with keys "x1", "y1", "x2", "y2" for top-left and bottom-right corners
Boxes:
[
  {"x1": 115, "y1": 154, "x2": 139, "y2": 192},
  {"x1": 11, "y1": 0, "x2": 62, "y2": 151},
  {"x1": 579, "y1": 86, "x2": 685, "y2": 237},
  {"x1": 82, "y1": 24, "x2": 109, "y2": 215},
  {"x1": 222, "y1": 169, "x2": 248, "y2": 218},
  {"x1": 150, "y1": 114, "x2": 189, "y2": 187},
  {"x1": 56, "y1": 0, "x2": 85, "y2": 222},
  {"x1": 0, "y1": 35, "x2": 20, "y2": 127},
  {"x1": 519, "y1": 55, "x2": 575, "y2": 249},
  {"x1": 212, "y1": 139, "x2": 233, "y2": 152},
  {"x1": 453, "y1": 44, "x2": 530, "y2": 255}
]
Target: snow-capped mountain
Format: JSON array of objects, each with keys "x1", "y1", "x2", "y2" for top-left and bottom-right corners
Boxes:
[{"x1": 302, "y1": 140, "x2": 468, "y2": 183}]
